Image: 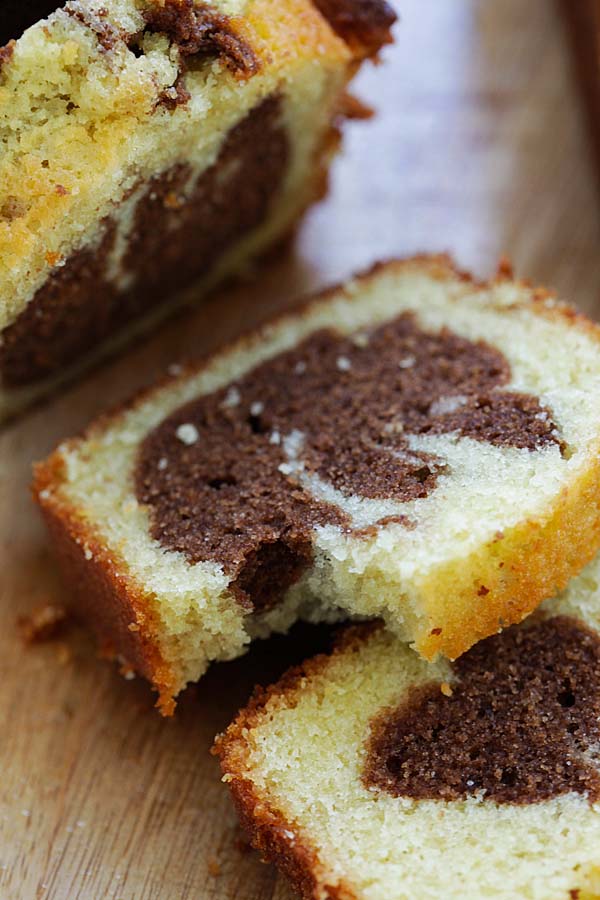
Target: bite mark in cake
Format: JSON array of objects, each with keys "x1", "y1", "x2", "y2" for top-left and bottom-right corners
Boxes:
[{"x1": 135, "y1": 312, "x2": 561, "y2": 612}]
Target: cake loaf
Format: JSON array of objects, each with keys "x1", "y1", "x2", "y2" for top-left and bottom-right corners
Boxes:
[
  {"x1": 215, "y1": 553, "x2": 600, "y2": 900},
  {"x1": 33, "y1": 256, "x2": 600, "y2": 713},
  {"x1": 0, "y1": 0, "x2": 395, "y2": 421}
]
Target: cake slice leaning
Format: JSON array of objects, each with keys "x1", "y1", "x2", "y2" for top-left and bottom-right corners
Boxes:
[
  {"x1": 215, "y1": 552, "x2": 600, "y2": 900},
  {"x1": 33, "y1": 256, "x2": 600, "y2": 712},
  {"x1": 0, "y1": 0, "x2": 395, "y2": 422}
]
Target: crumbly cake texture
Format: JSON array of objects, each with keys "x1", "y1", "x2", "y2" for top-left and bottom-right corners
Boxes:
[
  {"x1": 0, "y1": 0, "x2": 395, "y2": 420},
  {"x1": 33, "y1": 256, "x2": 600, "y2": 713},
  {"x1": 215, "y1": 554, "x2": 600, "y2": 900}
]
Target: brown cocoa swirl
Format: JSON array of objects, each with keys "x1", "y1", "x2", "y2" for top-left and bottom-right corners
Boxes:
[
  {"x1": 141, "y1": 0, "x2": 259, "y2": 79},
  {"x1": 363, "y1": 616, "x2": 600, "y2": 805},
  {"x1": 0, "y1": 95, "x2": 288, "y2": 387},
  {"x1": 135, "y1": 313, "x2": 562, "y2": 612},
  {"x1": 0, "y1": 0, "x2": 257, "y2": 74}
]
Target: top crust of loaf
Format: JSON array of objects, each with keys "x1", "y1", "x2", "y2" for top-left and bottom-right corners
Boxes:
[{"x1": 33, "y1": 256, "x2": 600, "y2": 713}]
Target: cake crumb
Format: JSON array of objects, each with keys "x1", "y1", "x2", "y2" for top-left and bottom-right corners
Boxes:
[
  {"x1": 207, "y1": 857, "x2": 221, "y2": 877},
  {"x1": 399, "y1": 355, "x2": 416, "y2": 368},
  {"x1": 119, "y1": 662, "x2": 136, "y2": 680},
  {"x1": 45, "y1": 251, "x2": 62, "y2": 268},
  {"x1": 176, "y1": 423, "x2": 199, "y2": 445},
  {"x1": 18, "y1": 603, "x2": 68, "y2": 644},
  {"x1": 338, "y1": 91, "x2": 374, "y2": 120},
  {"x1": 0, "y1": 195, "x2": 26, "y2": 221},
  {"x1": 222, "y1": 387, "x2": 241, "y2": 408},
  {"x1": 440, "y1": 682, "x2": 453, "y2": 697},
  {"x1": 56, "y1": 642, "x2": 72, "y2": 666},
  {"x1": 352, "y1": 332, "x2": 369, "y2": 348},
  {"x1": 164, "y1": 191, "x2": 183, "y2": 210}
]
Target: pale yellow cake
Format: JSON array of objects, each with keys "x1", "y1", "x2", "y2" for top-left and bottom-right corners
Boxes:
[
  {"x1": 215, "y1": 552, "x2": 600, "y2": 900},
  {"x1": 0, "y1": 0, "x2": 394, "y2": 420}
]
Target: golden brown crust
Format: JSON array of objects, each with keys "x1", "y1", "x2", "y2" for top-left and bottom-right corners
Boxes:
[
  {"x1": 213, "y1": 624, "x2": 375, "y2": 899},
  {"x1": 32, "y1": 454, "x2": 179, "y2": 715},
  {"x1": 222, "y1": 774, "x2": 358, "y2": 899},
  {"x1": 415, "y1": 449, "x2": 600, "y2": 660}
]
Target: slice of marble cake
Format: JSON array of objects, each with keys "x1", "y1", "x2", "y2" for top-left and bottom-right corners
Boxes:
[
  {"x1": 0, "y1": 0, "x2": 395, "y2": 421},
  {"x1": 34, "y1": 256, "x2": 600, "y2": 712},
  {"x1": 215, "y1": 551, "x2": 600, "y2": 900}
]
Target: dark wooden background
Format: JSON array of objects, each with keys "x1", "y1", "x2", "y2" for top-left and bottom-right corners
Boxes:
[{"x1": 2, "y1": 1, "x2": 600, "y2": 897}]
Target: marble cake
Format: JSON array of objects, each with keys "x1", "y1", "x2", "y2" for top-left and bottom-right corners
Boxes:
[
  {"x1": 215, "y1": 552, "x2": 600, "y2": 899},
  {"x1": 0, "y1": 0, "x2": 395, "y2": 421},
  {"x1": 33, "y1": 257, "x2": 600, "y2": 713}
]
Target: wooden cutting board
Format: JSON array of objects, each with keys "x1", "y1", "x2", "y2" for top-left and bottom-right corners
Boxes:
[{"x1": 2, "y1": 2, "x2": 600, "y2": 898}]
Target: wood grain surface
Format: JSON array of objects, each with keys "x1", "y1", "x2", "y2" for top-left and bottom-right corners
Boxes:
[{"x1": 2, "y1": 1, "x2": 600, "y2": 898}]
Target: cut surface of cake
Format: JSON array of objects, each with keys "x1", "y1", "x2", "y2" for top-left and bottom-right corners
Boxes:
[
  {"x1": 0, "y1": 0, "x2": 395, "y2": 421},
  {"x1": 33, "y1": 256, "x2": 600, "y2": 712},
  {"x1": 215, "y1": 553, "x2": 600, "y2": 900}
]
